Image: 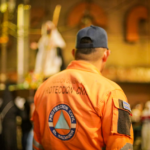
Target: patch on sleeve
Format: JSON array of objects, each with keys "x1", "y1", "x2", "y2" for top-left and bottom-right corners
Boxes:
[
  {"x1": 118, "y1": 109, "x2": 131, "y2": 136},
  {"x1": 120, "y1": 143, "x2": 133, "y2": 150},
  {"x1": 119, "y1": 99, "x2": 131, "y2": 113},
  {"x1": 123, "y1": 101, "x2": 131, "y2": 112}
]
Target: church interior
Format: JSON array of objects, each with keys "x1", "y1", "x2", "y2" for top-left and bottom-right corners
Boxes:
[{"x1": 0, "y1": 0, "x2": 150, "y2": 149}]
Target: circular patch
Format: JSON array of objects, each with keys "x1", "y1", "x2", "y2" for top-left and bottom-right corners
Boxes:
[{"x1": 48, "y1": 104, "x2": 76, "y2": 141}]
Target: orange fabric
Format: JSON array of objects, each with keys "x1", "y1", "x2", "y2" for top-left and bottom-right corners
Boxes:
[{"x1": 32, "y1": 60, "x2": 133, "y2": 150}]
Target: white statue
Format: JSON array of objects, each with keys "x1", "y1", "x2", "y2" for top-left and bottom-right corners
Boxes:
[
  {"x1": 141, "y1": 101, "x2": 150, "y2": 150},
  {"x1": 34, "y1": 21, "x2": 66, "y2": 78}
]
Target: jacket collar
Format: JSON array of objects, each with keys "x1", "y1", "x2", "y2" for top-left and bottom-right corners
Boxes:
[{"x1": 67, "y1": 60, "x2": 101, "y2": 75}]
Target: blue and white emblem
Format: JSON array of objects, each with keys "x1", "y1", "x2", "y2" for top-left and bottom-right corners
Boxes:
[
  {"x1": 48, "y1": 104, "x2": 76, "y2": 141},
  {"x1": 123, "y1": 101, "x2": 131, "y2": 112}
]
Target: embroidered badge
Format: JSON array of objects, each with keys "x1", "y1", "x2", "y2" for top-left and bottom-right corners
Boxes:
[
  {"x1": 48, "y1": 104, "x2": 76, "y2": 141},
  {"x1": 123, "y1": 101, "x2": 131, "y2": 112}
]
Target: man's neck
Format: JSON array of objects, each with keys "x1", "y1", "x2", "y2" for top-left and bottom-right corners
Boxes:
[{"x1": 79, "y1": 59, "x2": 103, "y2": 73}]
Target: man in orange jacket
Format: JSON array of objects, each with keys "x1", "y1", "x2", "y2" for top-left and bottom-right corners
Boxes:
[{"x1": 32, "y1": 25, "x2": 133, "y2": 150}]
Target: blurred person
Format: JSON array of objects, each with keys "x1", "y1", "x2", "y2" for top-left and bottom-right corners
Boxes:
[
  {"x1": 132, "y1": 103, "x2": 143, "y2": 123},
  {"x1": 0, "y1": 82, "x2": 19, "y2": 150},
  {"x1": 15, "y1": 96, "x2": 34, "y2": 150},
  {"x1": 32, "y1": 25, "x2": 133, "y2": 150},
  {"x1": 141, "y1": 101, "x2": 150, "y2": 150},
  {"x1": 33, "y1": 21, "x2": 66, "y2": 79},
  {"x1": 131, "y1": 103, "x2": 143, "y2": 150},
  {"x1": 0, "y1": 97, "x2": 3, "y2": 147},
  {"x1": 0, "y1": 97, "x2": 3, "y2": 133},
  {"x1": 26, "y1": 102, "x2": 34, "y2": 150}
]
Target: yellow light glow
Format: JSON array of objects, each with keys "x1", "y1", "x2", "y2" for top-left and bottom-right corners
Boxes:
[
  {"x1": 24, "y1": 5, "x2": 31, "y2": 10},
  {"x1": 0, "y1": 2, "x2": 7, "y2": 13}
]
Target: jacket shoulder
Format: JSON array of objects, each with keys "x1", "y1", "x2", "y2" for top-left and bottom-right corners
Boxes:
[{"x1": 96, "y1": 75, "x2": 122, "y2": 92}]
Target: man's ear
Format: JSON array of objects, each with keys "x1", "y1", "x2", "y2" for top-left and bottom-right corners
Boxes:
[
  {"x1": 102, "y1": 50, "x2": 110, "y2": 62},
  {"x1": 72, "y1": 49, "x2": 76, "y2": 58}
]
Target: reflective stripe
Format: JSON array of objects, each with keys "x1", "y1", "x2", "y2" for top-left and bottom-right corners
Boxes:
[
  {"x1": 33, "y1": 138, "x2": 44, "y2": 150},
  {"x1": 120, "y1": 143, "x2": 133, "y2": 150}
]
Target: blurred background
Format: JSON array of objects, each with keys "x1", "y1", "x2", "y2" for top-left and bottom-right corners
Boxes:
[{"x1": 0, "y1": 0, "x2": 150, "y2": 150}]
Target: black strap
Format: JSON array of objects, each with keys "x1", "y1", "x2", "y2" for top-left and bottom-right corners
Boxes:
[
  {"x1": 102, "y1": 147, "x2": 106, "y2": 150},
  {"x1": 1, "y1": 101, "x2": 14, "y2": 119}
]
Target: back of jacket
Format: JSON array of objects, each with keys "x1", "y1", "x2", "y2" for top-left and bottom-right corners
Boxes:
[{"x1": 32, "y1": 61, "x2": 133, "y2": 150}]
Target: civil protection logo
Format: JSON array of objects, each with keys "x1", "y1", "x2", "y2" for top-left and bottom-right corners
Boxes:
[{"x1": 48, "y1": 104, "x2": 76, "y2": 141}]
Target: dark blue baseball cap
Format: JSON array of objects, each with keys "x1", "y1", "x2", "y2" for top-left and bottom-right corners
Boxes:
[{"x1": 76, "y1": 25, "x2": 108, "y2": 49}]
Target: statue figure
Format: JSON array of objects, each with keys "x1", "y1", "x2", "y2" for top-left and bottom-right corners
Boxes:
[{"x1": 34, "y1": 21, "x2": 66, "y2": 79}]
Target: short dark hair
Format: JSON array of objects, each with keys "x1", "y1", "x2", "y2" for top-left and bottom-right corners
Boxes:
[{"x1": 75, "y1": 37, "x2": 96, "y2": 58}]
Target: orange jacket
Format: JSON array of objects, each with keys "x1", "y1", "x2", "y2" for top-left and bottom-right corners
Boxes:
[{"x1": 32, "y1": 60, "x2": 133, "y2": 150}]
